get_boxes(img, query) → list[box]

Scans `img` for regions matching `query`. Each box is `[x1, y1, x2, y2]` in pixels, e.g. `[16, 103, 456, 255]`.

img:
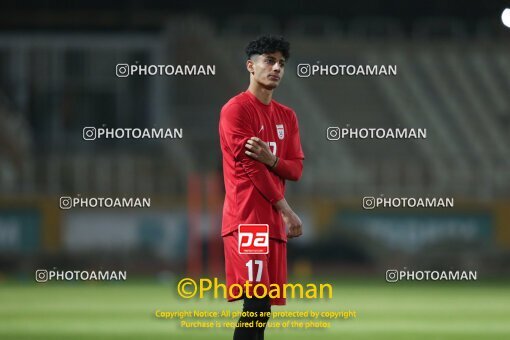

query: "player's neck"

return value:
[247, 84, 273, 105]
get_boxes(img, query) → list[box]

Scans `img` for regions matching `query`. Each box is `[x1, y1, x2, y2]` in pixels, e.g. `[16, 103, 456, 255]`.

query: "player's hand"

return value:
[281, 209, 303, 239]
[245, 137, 276, 167]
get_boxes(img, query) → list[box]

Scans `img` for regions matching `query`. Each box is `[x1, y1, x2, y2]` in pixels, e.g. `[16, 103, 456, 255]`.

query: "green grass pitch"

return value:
[0, 280, 509, 339]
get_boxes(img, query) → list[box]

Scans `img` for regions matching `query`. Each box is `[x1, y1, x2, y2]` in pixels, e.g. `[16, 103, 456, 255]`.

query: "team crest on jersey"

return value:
[276, 124, 284, 140]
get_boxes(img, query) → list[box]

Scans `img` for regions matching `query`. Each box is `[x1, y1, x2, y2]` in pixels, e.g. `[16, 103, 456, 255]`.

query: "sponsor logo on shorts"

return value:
[238, 224, 269, 254]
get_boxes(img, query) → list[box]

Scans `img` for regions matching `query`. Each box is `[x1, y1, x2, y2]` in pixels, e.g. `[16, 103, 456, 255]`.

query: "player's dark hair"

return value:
[245, 35, 290, 60]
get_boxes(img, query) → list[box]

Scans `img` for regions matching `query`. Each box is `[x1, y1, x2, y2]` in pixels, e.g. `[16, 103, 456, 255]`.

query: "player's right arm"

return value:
[220, 103, 283, 204]
[245, 137, 303, 181]
[245, 110, 304, 181]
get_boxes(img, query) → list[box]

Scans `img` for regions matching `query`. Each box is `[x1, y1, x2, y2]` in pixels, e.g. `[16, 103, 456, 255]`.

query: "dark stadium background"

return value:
[0, 1, 509, 339]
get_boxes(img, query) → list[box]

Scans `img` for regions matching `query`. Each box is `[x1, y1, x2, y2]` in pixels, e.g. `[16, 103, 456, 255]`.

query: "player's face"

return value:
[248, 52, 286, 90]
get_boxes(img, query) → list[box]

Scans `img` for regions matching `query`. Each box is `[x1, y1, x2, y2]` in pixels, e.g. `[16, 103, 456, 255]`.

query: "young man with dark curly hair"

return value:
[219, 35, 305, 340]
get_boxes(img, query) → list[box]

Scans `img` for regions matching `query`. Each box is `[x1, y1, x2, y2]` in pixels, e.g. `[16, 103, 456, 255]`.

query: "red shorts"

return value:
[223, 230, 287, 306]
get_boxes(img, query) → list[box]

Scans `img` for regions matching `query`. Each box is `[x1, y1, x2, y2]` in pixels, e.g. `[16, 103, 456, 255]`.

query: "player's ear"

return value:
[246, 59, 255, 75]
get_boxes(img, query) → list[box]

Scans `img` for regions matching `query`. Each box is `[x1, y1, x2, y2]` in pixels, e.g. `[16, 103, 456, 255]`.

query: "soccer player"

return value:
[219, 35, 304, 340]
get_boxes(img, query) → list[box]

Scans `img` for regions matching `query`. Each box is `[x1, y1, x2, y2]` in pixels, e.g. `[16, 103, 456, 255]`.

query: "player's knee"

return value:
[243, 296, 271, 314]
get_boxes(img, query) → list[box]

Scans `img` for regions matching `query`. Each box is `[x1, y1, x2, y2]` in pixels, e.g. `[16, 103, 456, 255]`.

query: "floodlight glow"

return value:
[502, 8, 510, 28]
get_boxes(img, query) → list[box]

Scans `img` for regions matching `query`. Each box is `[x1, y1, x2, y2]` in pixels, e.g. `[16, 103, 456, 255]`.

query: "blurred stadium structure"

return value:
[1, 4, 510, 280]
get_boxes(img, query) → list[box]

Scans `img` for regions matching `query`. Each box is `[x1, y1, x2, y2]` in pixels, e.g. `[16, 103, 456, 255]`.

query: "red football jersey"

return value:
[219, 90, 304, 241]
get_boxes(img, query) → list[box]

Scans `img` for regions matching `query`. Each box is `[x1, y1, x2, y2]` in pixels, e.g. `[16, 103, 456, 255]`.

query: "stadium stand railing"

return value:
[0, 17, 509, 199]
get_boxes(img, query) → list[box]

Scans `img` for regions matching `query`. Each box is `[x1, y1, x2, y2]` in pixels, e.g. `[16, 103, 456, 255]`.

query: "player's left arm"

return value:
[245, 111, 305, 181]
